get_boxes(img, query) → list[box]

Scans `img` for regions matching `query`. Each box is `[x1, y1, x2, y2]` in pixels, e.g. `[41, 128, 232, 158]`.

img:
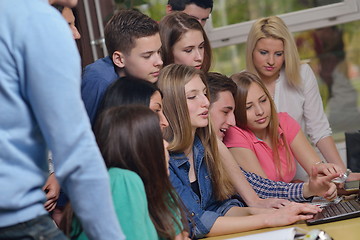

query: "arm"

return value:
[206, 202, 321, 237]
[168, 162, 221, 238]
[228, 147, 268, 178]
[242, 169, 307, 202]
[217, 139, 290, 208]
[291, 130, 343, 176]
[300, 65, 349, 174]
[317, 136, 346, 170]
[26, 14, 124, 240]
[301, 64, 333, 146]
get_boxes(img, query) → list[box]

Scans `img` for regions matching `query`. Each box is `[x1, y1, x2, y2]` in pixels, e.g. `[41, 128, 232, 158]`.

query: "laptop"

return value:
[306, 184, 360, 225]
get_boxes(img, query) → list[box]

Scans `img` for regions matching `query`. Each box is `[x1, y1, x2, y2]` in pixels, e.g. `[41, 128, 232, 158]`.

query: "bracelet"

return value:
[315, 161, 323, 165]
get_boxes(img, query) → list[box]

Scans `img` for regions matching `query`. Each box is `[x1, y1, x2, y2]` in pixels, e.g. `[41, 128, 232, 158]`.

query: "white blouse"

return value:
[273, 64, 332, 145]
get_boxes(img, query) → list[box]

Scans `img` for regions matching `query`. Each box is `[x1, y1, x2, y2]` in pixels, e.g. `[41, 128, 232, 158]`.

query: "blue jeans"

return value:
[0, 214, 67, 240]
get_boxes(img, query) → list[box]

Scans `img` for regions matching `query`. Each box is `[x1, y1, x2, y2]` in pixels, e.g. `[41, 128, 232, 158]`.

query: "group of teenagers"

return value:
[50, 1, 360, 239]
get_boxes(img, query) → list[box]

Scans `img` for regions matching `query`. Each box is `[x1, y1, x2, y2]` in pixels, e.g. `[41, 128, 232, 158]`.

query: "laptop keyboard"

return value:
[320, 200, 360, 218]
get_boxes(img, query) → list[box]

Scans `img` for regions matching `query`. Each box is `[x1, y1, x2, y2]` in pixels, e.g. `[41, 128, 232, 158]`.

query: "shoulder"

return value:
[10, 1, 75, 52]
[278, 112, 298, 125]
[108, 168, 143, 187]
[299, 64, 315, 78]
[84, 57, 114, 70]
[82, 57, 117, 82]
[225, 126, 253, 141]
[278, 112, 300, 136]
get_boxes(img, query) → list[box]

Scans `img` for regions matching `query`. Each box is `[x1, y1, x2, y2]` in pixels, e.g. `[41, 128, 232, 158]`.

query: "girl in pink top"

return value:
[224, 71, 342, 182]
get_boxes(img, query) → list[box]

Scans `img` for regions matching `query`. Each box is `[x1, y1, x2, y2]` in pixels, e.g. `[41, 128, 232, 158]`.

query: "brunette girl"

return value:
[159, 12, 212, 72]
[224, 71, 342, 183]
[62, 106, 188, 240]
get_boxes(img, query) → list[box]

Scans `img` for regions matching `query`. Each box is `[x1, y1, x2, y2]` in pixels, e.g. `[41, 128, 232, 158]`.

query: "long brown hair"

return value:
[230, 71, 294, 181]
[159, 12, 212, 72]
[157, 64, 234, 200]
[62, 106, 187, 239]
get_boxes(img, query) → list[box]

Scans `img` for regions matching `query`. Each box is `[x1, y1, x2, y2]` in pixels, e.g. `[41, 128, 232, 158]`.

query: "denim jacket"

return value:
[169, 136, 243, 238]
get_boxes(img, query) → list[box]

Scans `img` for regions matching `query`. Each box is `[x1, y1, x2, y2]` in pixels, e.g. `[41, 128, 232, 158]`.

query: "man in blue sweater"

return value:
[0, 0, 125, 239]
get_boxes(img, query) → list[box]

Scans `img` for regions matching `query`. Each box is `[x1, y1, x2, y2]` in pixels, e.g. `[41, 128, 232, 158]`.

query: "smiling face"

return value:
[121, 33, 163, 83]
[245, 82, 271, 137]
[185, 75, 209, 131]
[209, 91, 236, 141]
[149, 91, 169, 131]
[173, 30, 204, 70]
[252, 37, 285, 82]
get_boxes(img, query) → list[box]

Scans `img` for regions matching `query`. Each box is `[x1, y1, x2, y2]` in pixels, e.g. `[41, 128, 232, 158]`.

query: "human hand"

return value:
[249, 198, 291, 209]
[265, 202, 321, 227]
[315, 162, 343, 177]
[42, 173, 60, 212]
[305, 166, 339, 200]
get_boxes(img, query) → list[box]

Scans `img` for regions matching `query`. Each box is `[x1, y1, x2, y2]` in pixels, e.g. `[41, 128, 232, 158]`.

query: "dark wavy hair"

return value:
[61, 106, 188, 239]
[95, 76, 162, 123]
[95, 106, 187, 238]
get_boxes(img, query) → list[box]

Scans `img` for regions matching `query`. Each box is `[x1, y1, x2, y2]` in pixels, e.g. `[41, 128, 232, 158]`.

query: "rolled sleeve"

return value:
[242, 168, 308, 202]
[194, 210, 220, 238]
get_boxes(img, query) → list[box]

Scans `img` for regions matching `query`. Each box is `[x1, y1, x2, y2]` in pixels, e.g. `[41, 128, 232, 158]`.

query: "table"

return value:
[205, 217, 360, 240]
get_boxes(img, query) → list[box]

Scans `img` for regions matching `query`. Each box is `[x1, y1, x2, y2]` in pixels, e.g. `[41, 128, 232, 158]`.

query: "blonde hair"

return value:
[230, 71, 294, 181]
[246, 16, 302, 87]
[157, 64, 234, 200]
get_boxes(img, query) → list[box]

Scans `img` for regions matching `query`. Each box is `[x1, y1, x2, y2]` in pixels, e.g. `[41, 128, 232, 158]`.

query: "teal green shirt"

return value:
[74, 168, 158, 240]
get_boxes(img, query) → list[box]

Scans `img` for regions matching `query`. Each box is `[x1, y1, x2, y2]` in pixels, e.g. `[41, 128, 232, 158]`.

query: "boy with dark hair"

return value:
[166, 0, 213, 26]
[81, 10, 163, 124]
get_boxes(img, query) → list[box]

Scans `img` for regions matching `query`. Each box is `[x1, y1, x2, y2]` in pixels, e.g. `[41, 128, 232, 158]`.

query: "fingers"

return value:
[324, 183, 338, 200]
[288, 202, 321, 214]
[296, 214, 316, 221]
[301, 203, 322, 214]
[318, 163, 344, 176]
[322, 171, 340, 182]
[44, 199, 57, 212]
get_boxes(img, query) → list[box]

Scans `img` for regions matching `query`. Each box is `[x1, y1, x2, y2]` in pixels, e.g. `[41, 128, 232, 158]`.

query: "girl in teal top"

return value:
[62, 106, 189, 240]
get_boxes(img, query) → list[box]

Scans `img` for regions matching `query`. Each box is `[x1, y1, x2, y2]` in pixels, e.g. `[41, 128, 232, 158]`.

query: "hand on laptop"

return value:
[303, 166, 340, 201]
[265, 202, 322, 227]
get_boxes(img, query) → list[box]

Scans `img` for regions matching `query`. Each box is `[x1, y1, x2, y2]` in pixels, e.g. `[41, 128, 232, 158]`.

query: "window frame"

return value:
[205, 0, 360, 48]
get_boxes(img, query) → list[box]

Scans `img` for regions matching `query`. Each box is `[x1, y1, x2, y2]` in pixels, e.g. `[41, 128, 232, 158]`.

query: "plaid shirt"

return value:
[242, 168, 310, 202]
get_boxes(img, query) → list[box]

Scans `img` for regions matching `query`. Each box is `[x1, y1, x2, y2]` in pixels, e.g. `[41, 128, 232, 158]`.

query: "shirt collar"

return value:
[170, 135, 205, 167]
